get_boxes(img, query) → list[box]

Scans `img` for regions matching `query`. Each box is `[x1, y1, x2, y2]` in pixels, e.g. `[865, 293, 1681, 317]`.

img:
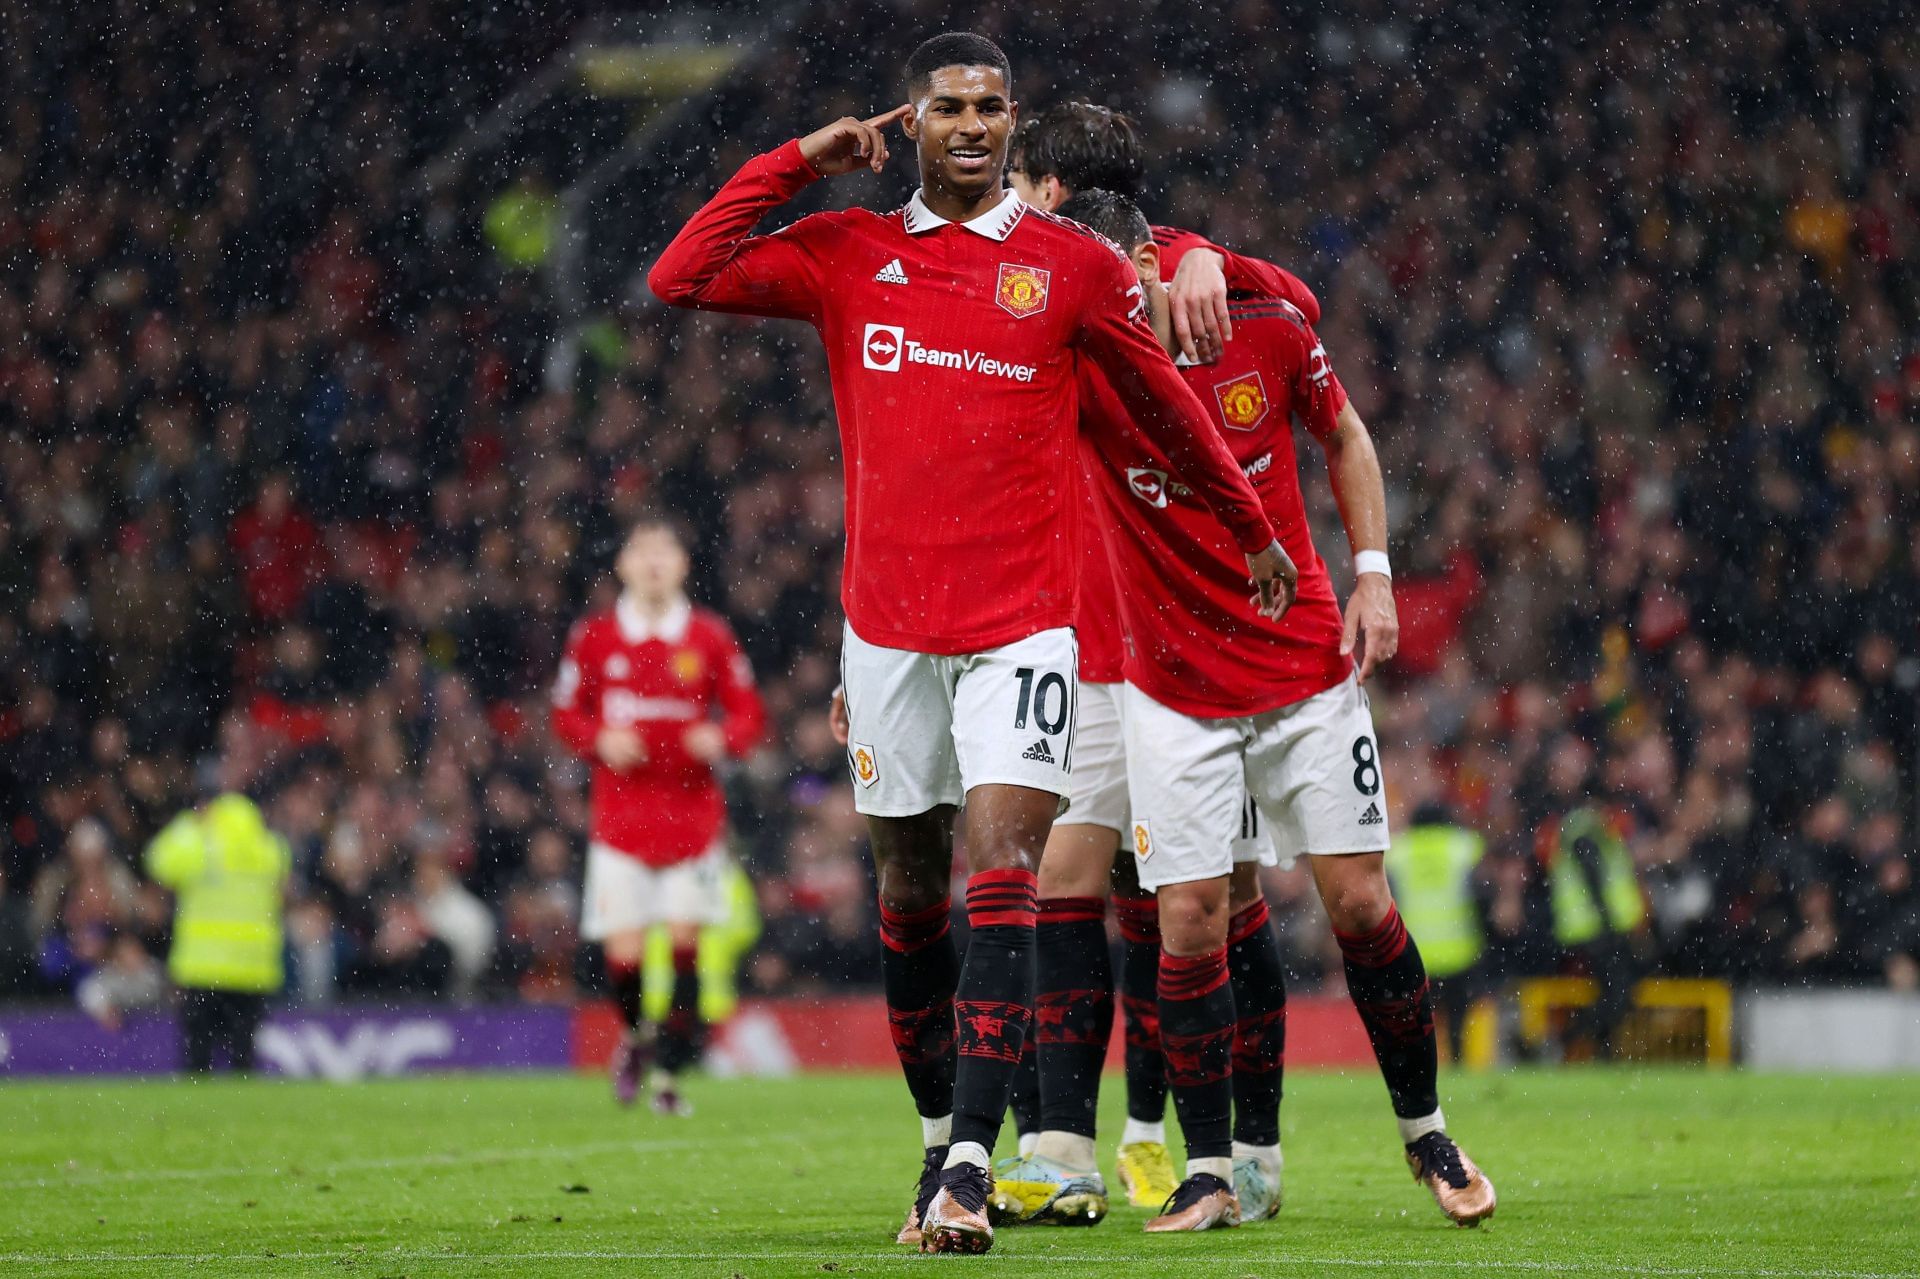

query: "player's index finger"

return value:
[866, 104, 911, 128]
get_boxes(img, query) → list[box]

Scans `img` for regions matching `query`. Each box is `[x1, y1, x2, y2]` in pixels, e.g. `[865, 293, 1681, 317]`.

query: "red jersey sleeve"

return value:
[707, 619, 768, 758]
[647, 139, 831, 322]
[1152, 226, 1322, 325]
[550, 622, 602, 758]
[1294, 321, 1345, 442]
[1071, 245, 1276, 556]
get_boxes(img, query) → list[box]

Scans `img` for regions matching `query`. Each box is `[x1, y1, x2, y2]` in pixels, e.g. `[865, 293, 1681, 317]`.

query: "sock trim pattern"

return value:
[966, 868, 1039, 930]
[1111, 892, 1160, 944]
[1332, 903, 1410, 968]
[878, 896, 953, 953]
[1038, 895, 1105, 924]
[1159, 947, 1231, 1001]
[1227, 897, 1272, 947]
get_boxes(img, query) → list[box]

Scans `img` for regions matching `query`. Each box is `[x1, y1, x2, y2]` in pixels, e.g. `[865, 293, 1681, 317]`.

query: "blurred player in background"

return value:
[988, 101, 1325, 1228]
[649, 31, 1291, 1253]
[551, 517, 767, 1116]
[1068, 188, 1495, 1229]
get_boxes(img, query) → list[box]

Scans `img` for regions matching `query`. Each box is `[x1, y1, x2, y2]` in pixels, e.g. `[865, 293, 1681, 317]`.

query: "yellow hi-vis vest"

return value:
[643, 858, 762, 1024]
[145, 795, 290, 993]
[1387, 824, 1486, 979]
[1549, 807, 1645, 947]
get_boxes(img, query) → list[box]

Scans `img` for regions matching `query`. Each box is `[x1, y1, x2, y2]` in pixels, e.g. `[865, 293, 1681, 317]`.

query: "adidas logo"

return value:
[1021, 739, 1056, 764]
[874, 257, 909, 284]
[1358, 802, 1384, 826]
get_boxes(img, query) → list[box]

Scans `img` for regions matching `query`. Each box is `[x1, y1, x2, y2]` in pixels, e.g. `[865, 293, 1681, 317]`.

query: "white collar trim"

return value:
[903, 187, 1026, 240]
[616, 594, 692, 645]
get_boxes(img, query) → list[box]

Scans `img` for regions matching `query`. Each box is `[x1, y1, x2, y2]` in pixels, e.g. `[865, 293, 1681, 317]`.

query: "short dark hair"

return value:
[1010, 102, 1143, 198]
[904, 32, 1012, 100]
[1057, 188, 1152, 253]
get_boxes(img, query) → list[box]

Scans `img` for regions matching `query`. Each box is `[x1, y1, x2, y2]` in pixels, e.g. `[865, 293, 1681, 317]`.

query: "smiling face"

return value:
[904, 64, 1016, 207]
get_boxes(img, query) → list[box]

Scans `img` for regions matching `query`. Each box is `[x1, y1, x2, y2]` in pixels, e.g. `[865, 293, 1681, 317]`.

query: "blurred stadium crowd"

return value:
[2, 1, 1917, 1019]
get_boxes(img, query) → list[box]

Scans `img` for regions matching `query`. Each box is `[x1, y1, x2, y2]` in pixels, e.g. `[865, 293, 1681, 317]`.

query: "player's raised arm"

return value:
[1072, 248, 1295, 619]
[646, 107, 907, 319]
[1155, 227, 1322, 363]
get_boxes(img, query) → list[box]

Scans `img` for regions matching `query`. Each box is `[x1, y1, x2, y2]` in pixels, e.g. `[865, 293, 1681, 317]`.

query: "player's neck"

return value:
[620, 591, 683, 621]
[917, 173, 1005, 225]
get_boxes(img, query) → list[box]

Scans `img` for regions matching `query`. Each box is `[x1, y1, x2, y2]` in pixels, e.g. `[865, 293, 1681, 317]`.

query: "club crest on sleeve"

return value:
[1132, 820, 1153, 861]
[1213, 371, 1269, 431]
[850, 741, 879, 788]
[995, 263, 1050, 319]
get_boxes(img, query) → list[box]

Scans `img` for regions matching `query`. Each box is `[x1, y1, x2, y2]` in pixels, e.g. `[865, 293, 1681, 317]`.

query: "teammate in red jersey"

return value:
[1066, 189, 1496, 1230]
[648, 32, 1292, 1255]
[981, 101, 1307, 1227]
[551, 518, 766, 1116]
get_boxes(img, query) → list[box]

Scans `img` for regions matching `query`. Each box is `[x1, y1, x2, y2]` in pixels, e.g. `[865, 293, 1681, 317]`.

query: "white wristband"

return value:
[1353, 550, 1392, 580]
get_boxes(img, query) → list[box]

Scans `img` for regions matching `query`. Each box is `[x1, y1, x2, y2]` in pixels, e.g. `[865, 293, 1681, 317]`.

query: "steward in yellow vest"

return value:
[1387, 805, 1489, 1061]
[145, 793, 290, 1072]
[1539, 802, 1647, 1058]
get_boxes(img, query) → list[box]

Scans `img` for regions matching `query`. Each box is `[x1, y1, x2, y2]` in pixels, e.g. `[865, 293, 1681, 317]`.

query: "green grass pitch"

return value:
[2, 1068, 1915, 1278]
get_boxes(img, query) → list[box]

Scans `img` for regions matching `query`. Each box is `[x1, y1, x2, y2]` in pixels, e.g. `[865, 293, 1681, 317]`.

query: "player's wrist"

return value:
[1353, 549, 1392, 581]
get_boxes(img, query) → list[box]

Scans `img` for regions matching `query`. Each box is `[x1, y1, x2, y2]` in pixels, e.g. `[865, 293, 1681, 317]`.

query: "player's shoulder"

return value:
[686, 604, 743, 645]
[771, 205, 881, 243]
[1228, 294, 1316, 336]
[1021, 206, 1130, 265]
[566, 608, 618, 650]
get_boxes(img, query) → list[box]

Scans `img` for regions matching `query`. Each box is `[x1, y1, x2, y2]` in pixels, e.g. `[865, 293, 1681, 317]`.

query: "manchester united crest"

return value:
[995, 262, 1051, 319]
[671, 649, 705, 684]
[850, 741, 879, 788]
[1132, 820, 1154, 860]
[1213, 371, 1269, 431]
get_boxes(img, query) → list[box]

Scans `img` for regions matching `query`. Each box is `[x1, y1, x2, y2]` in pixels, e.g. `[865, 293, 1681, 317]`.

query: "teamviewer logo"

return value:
[863, 323, 904, 372]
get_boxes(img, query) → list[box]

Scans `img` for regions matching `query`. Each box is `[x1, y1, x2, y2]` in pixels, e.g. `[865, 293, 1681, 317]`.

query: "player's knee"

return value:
[1227, 863, 1264, 910]
[1157, 879, 1230, 955]
[1321, 876, 1393, 935]
[603, 931, 646, 967]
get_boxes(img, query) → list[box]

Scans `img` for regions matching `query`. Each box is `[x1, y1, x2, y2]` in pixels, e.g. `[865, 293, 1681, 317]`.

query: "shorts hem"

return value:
[962, 774, 1072, 801]
[1300, 842, 1392, 857]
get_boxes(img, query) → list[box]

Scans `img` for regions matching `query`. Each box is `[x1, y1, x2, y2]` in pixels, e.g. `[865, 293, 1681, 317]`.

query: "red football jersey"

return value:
[649, 141, 1275, 656]
[1081, 295, 1354, 717]
[1072, 229, 1319, 687]
[550, 598, 767, 867]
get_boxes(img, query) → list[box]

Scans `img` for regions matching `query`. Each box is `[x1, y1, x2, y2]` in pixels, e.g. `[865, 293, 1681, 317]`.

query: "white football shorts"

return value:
[1064, 677, 1276, 869]
[581, 839, 731, 938]
[1123, 672, 1389, 890]
[841, 622, 1078, 817]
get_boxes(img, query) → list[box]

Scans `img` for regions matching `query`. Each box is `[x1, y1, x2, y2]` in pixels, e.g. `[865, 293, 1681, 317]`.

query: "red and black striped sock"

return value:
[949, 868, 1038, 1152]
[1158, 945, 1235, 1161]
[1334, 904, 1439, 1121]
[1227, 898, 1287, 1147]
[1112, 891, 1167, 1124]
[656, 944, 704, 1073]
[607, 957, 643, 1032]
[879, 895, 960, 1124]
[1035, 896, 1113, 1140]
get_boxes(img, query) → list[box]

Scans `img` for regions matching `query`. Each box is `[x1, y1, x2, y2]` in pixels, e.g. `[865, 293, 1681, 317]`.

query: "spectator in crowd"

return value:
[76, 932, 167, 1031]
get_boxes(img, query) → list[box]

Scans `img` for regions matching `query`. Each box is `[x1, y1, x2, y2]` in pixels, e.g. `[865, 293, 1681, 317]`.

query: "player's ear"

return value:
[902, 104, 919, 142]
[1134, 241, 1162, 287]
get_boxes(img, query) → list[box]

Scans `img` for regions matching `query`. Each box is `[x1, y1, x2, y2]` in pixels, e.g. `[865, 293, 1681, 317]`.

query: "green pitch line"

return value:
[1, 1068, 1915, 1278]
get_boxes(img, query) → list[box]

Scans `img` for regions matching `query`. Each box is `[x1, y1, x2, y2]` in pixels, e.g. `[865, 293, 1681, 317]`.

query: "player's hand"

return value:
[1169, 248, 1232, 364]
[1246, 540, 1298, 621]
[683, 721, 727, 765]
[829, 686, 850, 747]
[798, 105, 910, 177]
[1342, 572, 1399, 682]
[595, 725, 646, 772]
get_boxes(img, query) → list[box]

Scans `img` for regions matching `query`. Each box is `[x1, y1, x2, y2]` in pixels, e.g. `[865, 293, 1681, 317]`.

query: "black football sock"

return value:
[1112, 891, 1168, 1126]
[656, 944, 704, 1074]
[1334, 903, 1441, 1122]
[1009, 1036, 1040, 1142]
[1227, 898, 1287, 1148]
[879, 895, 961, 1130]
[1158, 945, 1235, 1163]
[1035, 896, 1113, 1141]
[948, 868, 1037, 1155]
[608, 957, 643, 1033]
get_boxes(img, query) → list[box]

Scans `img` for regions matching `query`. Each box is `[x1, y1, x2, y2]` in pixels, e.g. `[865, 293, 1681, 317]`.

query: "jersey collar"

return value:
[616, 594, 691, 645]
[902, 187, 1026, 240]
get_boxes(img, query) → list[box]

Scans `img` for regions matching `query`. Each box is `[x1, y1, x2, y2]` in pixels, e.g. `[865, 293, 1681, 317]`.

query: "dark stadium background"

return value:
[1, 0, 1915, 1039]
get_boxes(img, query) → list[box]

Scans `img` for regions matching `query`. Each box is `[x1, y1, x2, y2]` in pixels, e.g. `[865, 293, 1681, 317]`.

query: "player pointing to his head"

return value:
[649, 32, 1293, 1255]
